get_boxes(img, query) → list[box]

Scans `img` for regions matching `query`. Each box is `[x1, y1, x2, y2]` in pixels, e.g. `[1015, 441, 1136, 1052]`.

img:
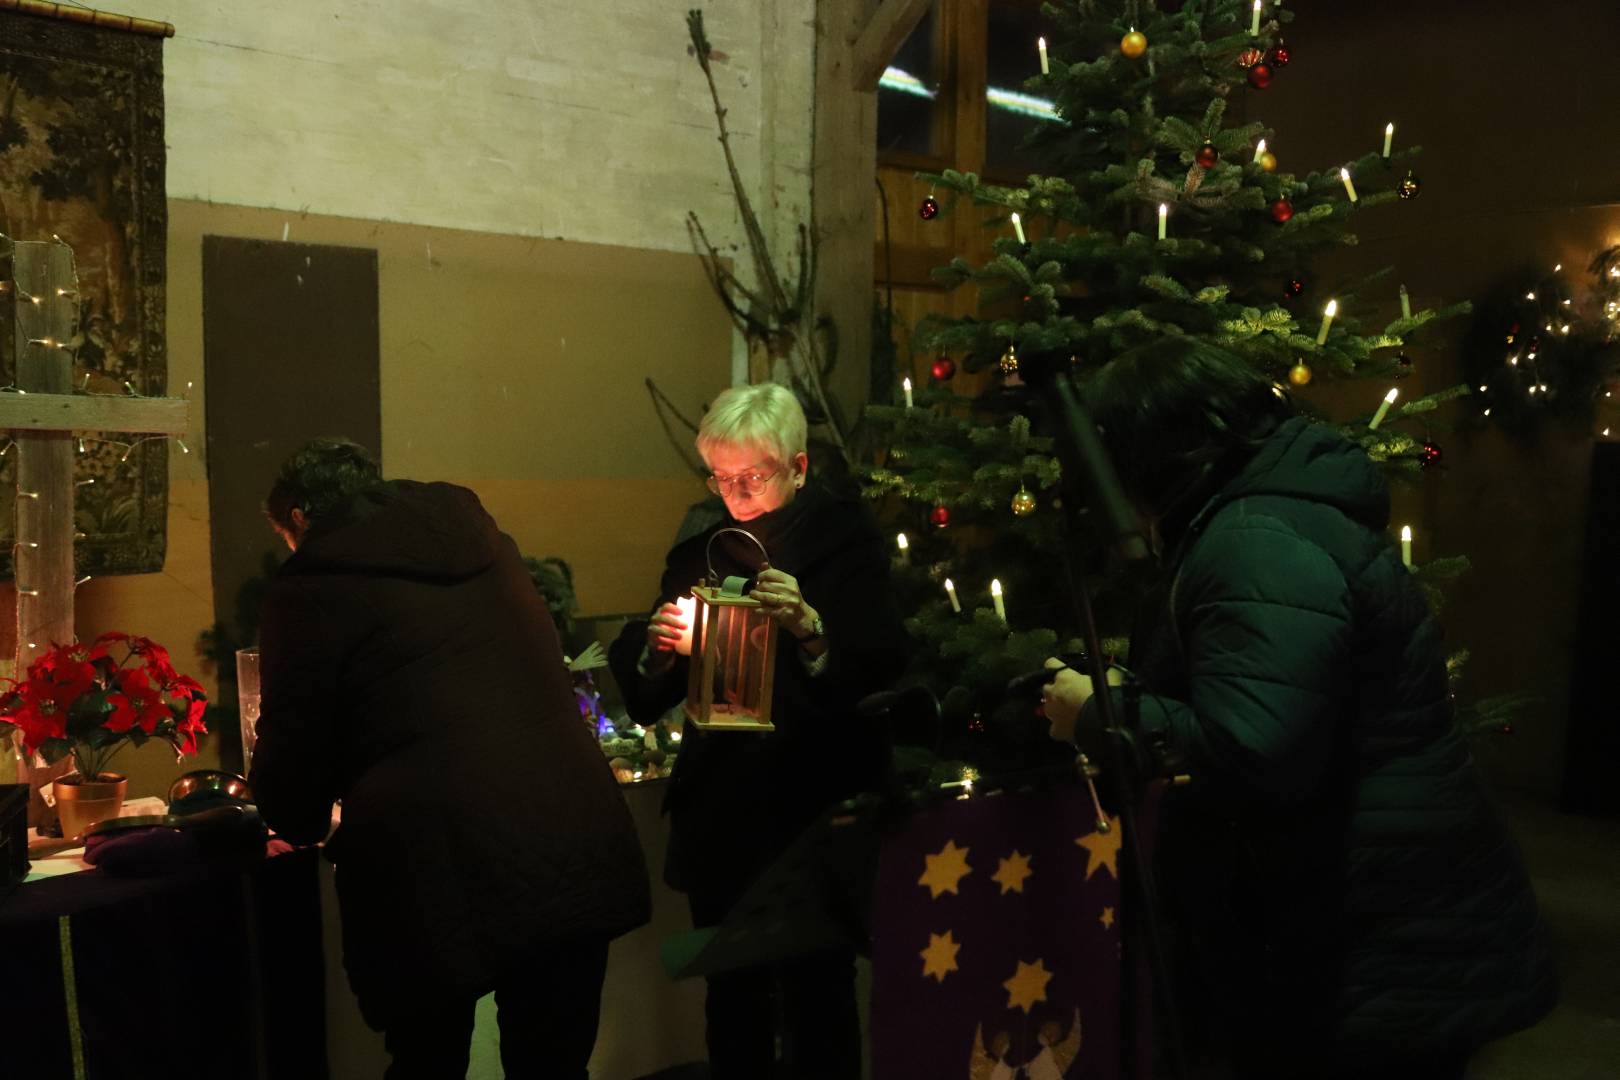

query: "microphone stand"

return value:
[1029, 358, 1189, 1080]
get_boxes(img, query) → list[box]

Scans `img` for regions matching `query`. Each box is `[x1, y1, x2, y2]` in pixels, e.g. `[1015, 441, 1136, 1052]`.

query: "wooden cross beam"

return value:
[3, 237, 188, 819]
[850, 0, 934, 92]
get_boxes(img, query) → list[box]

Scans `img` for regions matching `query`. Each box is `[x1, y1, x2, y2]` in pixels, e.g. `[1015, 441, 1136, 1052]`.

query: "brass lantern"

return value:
[683, 529, 778, 733]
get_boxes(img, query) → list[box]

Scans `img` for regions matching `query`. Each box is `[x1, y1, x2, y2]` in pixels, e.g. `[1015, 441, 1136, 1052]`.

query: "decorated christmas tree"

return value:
[859, 0, 1521, 756]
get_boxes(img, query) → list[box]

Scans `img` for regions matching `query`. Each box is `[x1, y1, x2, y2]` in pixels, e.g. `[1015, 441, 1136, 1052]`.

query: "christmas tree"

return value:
[860, 0, 1515, 761]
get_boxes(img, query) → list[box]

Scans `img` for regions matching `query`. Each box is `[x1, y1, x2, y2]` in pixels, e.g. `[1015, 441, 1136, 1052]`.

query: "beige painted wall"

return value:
[72, 198, 732, 800]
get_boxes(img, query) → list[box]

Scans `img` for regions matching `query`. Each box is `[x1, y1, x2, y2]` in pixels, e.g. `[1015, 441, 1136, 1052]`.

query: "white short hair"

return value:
[696, 383, 808, 465]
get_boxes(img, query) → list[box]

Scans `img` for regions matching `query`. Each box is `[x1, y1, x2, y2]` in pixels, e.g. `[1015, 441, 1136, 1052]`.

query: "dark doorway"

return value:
[202, 236, 380, 770]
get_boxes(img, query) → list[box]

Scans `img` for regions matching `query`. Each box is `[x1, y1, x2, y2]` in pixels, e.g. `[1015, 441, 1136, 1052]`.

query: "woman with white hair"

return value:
[610, 381, 905, 1080]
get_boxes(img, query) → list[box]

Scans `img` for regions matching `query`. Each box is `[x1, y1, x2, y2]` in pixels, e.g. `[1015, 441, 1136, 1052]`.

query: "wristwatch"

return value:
[797, 615, 825, 643]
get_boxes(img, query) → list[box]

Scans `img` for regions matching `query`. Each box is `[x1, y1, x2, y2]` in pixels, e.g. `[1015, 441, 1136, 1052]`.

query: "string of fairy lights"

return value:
[3, 232, 192, 656]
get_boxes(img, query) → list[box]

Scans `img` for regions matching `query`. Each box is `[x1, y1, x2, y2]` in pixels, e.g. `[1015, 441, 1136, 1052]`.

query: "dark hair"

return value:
[264, 438, 381, 529]
[1084, 337, 1294, 514]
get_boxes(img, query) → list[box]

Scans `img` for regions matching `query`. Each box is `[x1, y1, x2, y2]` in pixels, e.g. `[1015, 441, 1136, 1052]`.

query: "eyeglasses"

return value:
[706, 465, 784, 497]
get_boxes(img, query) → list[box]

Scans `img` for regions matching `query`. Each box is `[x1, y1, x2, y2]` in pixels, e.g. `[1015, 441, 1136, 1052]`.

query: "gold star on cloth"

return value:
[1002, 958, 1054, 1014]
[918, 839, 973, 899]
[919, 931, 961, 983]
[1100, 906, 1116, 929]
[991, 850, 1033, 895]
[1075, 814, 1123, 880]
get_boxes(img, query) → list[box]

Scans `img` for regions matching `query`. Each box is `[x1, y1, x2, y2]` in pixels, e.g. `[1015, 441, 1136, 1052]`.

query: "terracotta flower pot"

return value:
[53, 772, 129, 839]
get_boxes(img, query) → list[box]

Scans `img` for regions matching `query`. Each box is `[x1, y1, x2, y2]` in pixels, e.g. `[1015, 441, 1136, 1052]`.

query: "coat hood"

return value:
[1190, 415, 1392, 536]
[284, 480, 504, 582]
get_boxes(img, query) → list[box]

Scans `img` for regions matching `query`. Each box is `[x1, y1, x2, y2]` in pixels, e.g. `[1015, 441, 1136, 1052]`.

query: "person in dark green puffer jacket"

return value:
[1041, 338, 1556, 1079]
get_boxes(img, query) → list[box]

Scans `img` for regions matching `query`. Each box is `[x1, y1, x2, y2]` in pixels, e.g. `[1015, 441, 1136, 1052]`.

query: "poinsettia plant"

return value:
[0, 632, 209, 781]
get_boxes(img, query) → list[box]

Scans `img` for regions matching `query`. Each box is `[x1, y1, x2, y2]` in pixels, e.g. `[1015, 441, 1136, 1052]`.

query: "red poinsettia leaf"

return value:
[185, 696, 209, 731]
[171, 674, 206, 698]
[138, 694, 169, 735]
[104, 693, 139, 734]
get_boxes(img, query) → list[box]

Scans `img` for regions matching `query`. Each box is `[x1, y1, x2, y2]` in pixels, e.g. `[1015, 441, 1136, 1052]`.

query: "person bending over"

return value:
[252, 438, 650, 1079]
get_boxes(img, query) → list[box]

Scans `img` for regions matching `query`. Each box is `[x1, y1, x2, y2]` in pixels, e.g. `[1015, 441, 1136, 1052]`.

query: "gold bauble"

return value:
[999, 345, 1020, 375]
[1011, 488, 1038, 517]
[1288, 362, 1313, 387]
[1257, 151, 1278, 173]
[1120, 30, 1148, 59]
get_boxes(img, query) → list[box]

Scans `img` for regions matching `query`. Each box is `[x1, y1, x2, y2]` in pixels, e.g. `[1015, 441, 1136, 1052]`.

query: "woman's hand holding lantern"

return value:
[751, 569, 823, 646]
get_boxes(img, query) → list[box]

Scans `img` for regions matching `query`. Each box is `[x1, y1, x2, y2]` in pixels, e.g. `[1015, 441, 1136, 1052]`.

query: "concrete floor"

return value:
[1468, 797, 1620, 1080]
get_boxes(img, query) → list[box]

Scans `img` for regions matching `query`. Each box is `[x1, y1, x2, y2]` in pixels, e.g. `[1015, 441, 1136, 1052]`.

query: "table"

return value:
[0, 843, 327, 1080]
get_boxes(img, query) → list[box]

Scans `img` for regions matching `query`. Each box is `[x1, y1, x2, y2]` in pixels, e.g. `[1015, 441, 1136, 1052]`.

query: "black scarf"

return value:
[703, 481, 835, 582]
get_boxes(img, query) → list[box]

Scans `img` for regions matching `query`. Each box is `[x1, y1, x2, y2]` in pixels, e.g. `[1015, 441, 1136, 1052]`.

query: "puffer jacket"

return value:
[1095, 416, 1555, 1072]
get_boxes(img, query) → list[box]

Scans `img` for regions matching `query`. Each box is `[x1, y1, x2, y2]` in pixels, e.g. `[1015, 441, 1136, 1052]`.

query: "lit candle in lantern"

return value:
[1011, 212, 1026, 245]
[1157, 203, 1168, 240]
[1383, 122, 1395, 159]
[1340, 167, 1358, 203]
[1251, 0, 1262, 35]
[1399, 283, 1411, 320]
[991, 578, 1006, 623]
[1037, 36, 1049, 75]
[944, 577, 961, 613]
[1400, 525, 1413, 568]
[896, 532, 911, 564]
[902, 376, 914, 408]
[673, 594, 698, 656]
[1316, 299, 1338, 346]
[1253, 137, 1267, 164]
[1368, 387, 1399, 430]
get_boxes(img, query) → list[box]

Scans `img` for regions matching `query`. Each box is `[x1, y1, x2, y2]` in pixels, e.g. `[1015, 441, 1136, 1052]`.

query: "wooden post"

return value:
[814, 0, 932, 428]
[1, 238, 189, 825]
[11, 239, 77, 670]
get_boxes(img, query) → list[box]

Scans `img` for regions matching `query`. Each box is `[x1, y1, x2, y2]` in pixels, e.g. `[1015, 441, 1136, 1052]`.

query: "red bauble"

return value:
[930, 356, 957, 382]
[1247, 62, 1274, 89]
[929, 505, 951, 528]
[919, 195, 940, 220]
[1195, 142, 1219, 169]
[1268, 42, 1291, 67]
[1285, 277, 1306, 298]
[1270, 198, 1294, 223]
[1419, 441, 1443, 469]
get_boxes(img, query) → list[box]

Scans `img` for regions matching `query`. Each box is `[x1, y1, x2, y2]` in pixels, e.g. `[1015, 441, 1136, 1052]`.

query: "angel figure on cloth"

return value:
[1024, 1008, 1082, 1080]
[969, 1024, 1019, 1080]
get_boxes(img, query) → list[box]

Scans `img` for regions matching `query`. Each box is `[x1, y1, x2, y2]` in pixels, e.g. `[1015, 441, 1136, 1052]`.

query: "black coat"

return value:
[1094, 418, 1555, 1069]
[608, 483, 906, 904]
[250, 481, 650, 1029]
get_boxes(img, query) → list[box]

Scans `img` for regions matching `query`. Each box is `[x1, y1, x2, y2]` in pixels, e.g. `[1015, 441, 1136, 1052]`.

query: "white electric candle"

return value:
[1340, 167, 1358, 203]
[1253, 138, 1267, 163]
[1251, 0, 1262, 35]
[1400, 525, 1413, 568]
[1316, 300, 1338, 346]
[902, 376, 913, 408]
[1399, 284, 1411, 320]
[1368, 387, 1399, 430]
[1011, 212, 1026, 245]
[944, 577, 961, 613]
[990, 579, 1006, 623]
[1038, 36, 1049, 75]
[1158, 203, 1168, 240]
[896, 532, 910, 563]
[1383, 122, 1395, 159]
[673, 594, 698, 656]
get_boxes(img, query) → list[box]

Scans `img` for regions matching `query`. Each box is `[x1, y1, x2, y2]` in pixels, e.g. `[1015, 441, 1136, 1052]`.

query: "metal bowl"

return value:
[167, 769, 253, 809]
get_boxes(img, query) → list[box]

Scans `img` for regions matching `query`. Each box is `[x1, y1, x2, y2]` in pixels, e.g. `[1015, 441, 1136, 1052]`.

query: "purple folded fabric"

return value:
[83, 827, 203, 875]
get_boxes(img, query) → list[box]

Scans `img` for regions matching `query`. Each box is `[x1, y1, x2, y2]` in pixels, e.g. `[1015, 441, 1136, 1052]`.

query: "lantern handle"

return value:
[705, 527, 772, 585]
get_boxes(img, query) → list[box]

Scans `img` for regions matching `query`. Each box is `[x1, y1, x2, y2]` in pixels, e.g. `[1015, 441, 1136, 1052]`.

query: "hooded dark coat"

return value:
[250, 480, 650, 1030]
[1096, 417, 1556, 1071]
